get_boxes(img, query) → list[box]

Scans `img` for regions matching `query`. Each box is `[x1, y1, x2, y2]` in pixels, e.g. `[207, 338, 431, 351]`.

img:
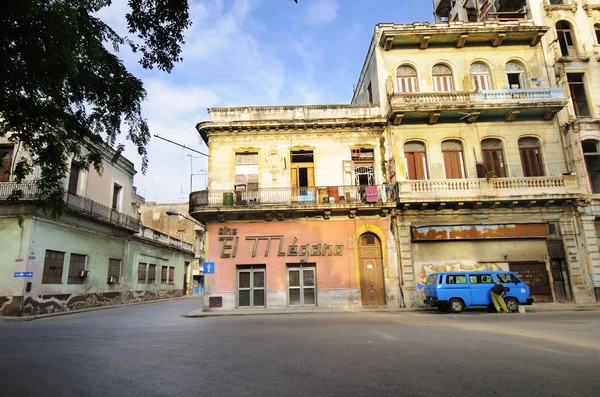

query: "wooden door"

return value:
[443, 150, 464, 179]
[520, 148, 544, 177]
[482, 148, 506, 177]
[406, 151, 427, 180]
[291, 165, 314, 201]
[358, 233, 386, 306]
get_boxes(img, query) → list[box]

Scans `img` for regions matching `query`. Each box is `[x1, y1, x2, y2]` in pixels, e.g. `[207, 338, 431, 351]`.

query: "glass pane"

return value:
[303, 270, 315, 287]
[239, 272, 250, 289]
[253, 271, 265, 288]
[289, 270, 300, 287]
[253, 290, 265, 307]
[289, 288, 301, 305]
[239, 290, 250, 307]
[303, 288, 315, 305]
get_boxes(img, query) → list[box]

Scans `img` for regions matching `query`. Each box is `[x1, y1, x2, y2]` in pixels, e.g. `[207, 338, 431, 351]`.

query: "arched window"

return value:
[469, 63, 492, 91]
[396, 65, 418, 93]
[404, 141, 428, 180]
[505, 62, 527, 89]
[481, 139, 506, 177]
[556, 21, 576, 57]
[595, 24, 600, 44]
[442, 140, 465, 179]
[518, 137, 544, 177]
[583, 139, 600, 193]
[432, 64, 454, 92]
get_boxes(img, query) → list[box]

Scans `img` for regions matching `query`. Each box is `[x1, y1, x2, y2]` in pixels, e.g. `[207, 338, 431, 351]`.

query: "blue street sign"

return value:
[14, 272, 33, 278]
[203, 262, 215, 274]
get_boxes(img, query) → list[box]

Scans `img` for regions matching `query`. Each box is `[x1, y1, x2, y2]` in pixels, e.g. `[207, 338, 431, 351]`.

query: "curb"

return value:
[0, 295, 202, 322]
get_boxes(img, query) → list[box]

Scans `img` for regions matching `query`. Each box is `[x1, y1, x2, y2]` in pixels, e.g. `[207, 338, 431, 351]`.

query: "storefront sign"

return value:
[218, 228, 344, 260]
[412, 223, 548, 241]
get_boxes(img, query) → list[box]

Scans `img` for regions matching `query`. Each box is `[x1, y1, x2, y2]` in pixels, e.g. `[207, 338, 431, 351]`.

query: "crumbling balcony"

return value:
[389, 88, 567, 125]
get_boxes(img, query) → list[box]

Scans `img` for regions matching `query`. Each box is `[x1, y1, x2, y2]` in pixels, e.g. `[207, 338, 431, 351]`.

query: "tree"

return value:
[0, 0, 191, 216]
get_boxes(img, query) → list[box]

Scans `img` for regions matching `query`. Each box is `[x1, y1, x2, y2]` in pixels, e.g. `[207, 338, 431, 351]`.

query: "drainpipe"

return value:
[391, 209, 405, 308]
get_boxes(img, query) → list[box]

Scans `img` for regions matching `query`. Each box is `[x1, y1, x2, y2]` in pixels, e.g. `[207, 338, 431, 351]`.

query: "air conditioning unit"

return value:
[107, 275, 116, 284]
[79, 270, 90, 278]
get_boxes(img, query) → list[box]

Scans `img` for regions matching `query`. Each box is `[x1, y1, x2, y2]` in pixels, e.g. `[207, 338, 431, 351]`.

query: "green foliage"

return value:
[0, 0, 191, 217]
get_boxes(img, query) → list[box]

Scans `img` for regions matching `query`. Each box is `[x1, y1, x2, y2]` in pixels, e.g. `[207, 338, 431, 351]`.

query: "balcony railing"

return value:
[190, 185, 398, 209]
[391, 88, 566, 107]
[0, 180, 140, 232]
[398, 176, 579, 201]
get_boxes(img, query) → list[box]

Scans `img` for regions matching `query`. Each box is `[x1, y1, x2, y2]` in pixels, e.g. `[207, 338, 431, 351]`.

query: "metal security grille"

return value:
[43, 250, 64, 284]
[67, 254, 86, 284]
[363, 234, 375, 245]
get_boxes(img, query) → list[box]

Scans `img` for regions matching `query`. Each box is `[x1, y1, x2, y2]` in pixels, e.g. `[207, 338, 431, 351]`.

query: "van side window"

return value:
[426, 274, 437, 285]
[469, 274, 494, 284]
[446, 275, 467, 284]
[497, 274, 519, 284]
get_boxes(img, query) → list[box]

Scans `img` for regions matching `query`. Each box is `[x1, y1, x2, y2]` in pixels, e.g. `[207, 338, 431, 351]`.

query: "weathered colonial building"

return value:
[190, 11, 600, 311]
[433, 0, 600, 302]
[0, 136, 194, 316]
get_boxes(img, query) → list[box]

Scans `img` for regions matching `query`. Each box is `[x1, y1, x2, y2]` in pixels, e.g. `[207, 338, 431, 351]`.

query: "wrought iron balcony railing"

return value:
[190, 184, 398, 209]
[0, 180, 140, 232]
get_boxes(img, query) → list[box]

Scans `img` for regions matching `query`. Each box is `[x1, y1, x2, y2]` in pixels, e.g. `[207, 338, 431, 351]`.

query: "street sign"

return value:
[14, 272, 33, 278]
[203, 262, 215, 274]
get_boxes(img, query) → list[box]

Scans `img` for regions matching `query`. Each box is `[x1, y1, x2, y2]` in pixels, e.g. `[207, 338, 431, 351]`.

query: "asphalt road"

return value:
[0, 299, 599, 397]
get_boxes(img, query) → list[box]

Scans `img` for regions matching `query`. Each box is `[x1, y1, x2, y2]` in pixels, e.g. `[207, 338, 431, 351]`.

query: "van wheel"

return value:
[505, 298, 519, 313]
[449, 298, 464, 313]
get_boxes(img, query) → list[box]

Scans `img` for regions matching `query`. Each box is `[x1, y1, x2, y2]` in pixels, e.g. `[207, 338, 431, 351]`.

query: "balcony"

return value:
[397, 175, 581, 210]
[136, 225, 194, 252]
[389, 89, 568, 124]
[189, 184, 397, 222]
[0, 181, 140, 232]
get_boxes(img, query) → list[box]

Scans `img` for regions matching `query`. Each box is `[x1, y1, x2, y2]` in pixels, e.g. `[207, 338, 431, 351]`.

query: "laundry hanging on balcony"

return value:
[365, 185, 378, 203]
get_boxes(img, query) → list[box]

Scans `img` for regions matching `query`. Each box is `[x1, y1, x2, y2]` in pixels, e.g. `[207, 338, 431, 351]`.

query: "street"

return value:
[0, 299, 599, 397]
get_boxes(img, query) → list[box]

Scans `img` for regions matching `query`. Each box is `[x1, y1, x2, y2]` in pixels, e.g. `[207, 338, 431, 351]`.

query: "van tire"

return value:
[505, 297, 519, 313]
[449, 298, 464, 313]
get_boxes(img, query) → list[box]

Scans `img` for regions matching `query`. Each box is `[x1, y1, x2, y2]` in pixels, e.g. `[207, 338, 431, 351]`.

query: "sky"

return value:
[97, 0, 433, 204]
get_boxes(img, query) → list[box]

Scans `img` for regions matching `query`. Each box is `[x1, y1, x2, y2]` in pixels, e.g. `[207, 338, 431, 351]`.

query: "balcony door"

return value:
[0, 145, 13, 182]
[519, 137, 544, 177]
[291, 150, 314, 202]
[432, 64, 454, 92]
[442, 140, 465, 179]
[396, 65, 418, 93]
[481, 139, 506, 177]
[469, 63, 492, 91]
[404, 141, 428, 180]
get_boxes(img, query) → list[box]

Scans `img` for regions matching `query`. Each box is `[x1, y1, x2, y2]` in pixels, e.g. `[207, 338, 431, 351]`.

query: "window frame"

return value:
[67, 253, 87, 284]
[108, 258, 122, 284]
[404, 141, 429, 180]
[168, 266, 175, 285]
[138, 262, 147, 284]
[148, 264, 156, 284]
[432, 64, 454, 92]
[396, 65, 419, 93]
[287, 263, 317, 307]
[42, 250, 65, 284]
[237, 265, 266, 308]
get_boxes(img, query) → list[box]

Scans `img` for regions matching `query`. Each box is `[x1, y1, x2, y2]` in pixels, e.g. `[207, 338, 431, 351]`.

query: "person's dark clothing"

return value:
[491, 283, 506, 295]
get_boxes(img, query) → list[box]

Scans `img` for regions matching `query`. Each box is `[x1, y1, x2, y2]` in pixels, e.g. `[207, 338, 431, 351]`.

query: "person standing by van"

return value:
[491, 281, 509, 313]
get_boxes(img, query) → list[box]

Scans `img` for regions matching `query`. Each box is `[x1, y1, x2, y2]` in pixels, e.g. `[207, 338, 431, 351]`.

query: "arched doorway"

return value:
[358, 233, 386, 306]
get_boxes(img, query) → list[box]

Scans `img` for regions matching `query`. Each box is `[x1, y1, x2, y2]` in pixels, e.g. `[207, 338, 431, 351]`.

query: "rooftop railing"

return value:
[391, 88, 566, 106]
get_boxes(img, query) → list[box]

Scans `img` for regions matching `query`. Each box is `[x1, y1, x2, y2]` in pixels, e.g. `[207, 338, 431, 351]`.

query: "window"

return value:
[67, 254, 86, 284]
[0, 145, 14, 182]
[42, 250, 65, 284]
[291, 150, 314, 199]
[148, 264, 156, 284]
[367, 81, 373, 103]
[288, 264, 317, 306]
[481, 139, 506, 177]
[595, 24, 600, 44]
[352, 148, 375, 186]
[396, 65, 418, 93]
[235, 152, 258, 189]
[432, 64, 454, 92]
[442, 140, 465, 179]
[425, 274, 437, 285]
[505, 62, 526, 89]
[469, 274, 494, 284]
[567, 73, 590, 117]
[549, 0, 566, 4]
[108, 258, 121, 283]
[138, 263, 147, 284]
[469, 63, 492, 91]
[169, 266, 175, 285]
[519, 137, 544, 177]
[161, 266, 168, 284]
[67, 160, 81, 196]
[583, 140, 600, 194]
[404, 141, 428, 180]
[497, 274, 519, 284]
[237, 265, 265, 308]
[556, 21, 576, 57]
[446, 275, 467, 284]
[112, 184, 122, 211]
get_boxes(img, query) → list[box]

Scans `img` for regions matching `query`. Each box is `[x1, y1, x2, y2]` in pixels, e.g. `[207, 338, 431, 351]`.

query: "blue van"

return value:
[423, 271, 533, 313]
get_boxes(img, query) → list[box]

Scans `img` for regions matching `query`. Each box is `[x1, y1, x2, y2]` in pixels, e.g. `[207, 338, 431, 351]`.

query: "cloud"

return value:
[305, 0, 338, 24]
[143, 81, 219, 121]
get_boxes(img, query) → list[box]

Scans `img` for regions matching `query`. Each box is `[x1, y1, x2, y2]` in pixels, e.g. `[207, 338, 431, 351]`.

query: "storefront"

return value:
[202, 219, 401, 310]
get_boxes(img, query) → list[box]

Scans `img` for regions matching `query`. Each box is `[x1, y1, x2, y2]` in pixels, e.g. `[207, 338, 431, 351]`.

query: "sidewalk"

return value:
[182, 302, 600, 318]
